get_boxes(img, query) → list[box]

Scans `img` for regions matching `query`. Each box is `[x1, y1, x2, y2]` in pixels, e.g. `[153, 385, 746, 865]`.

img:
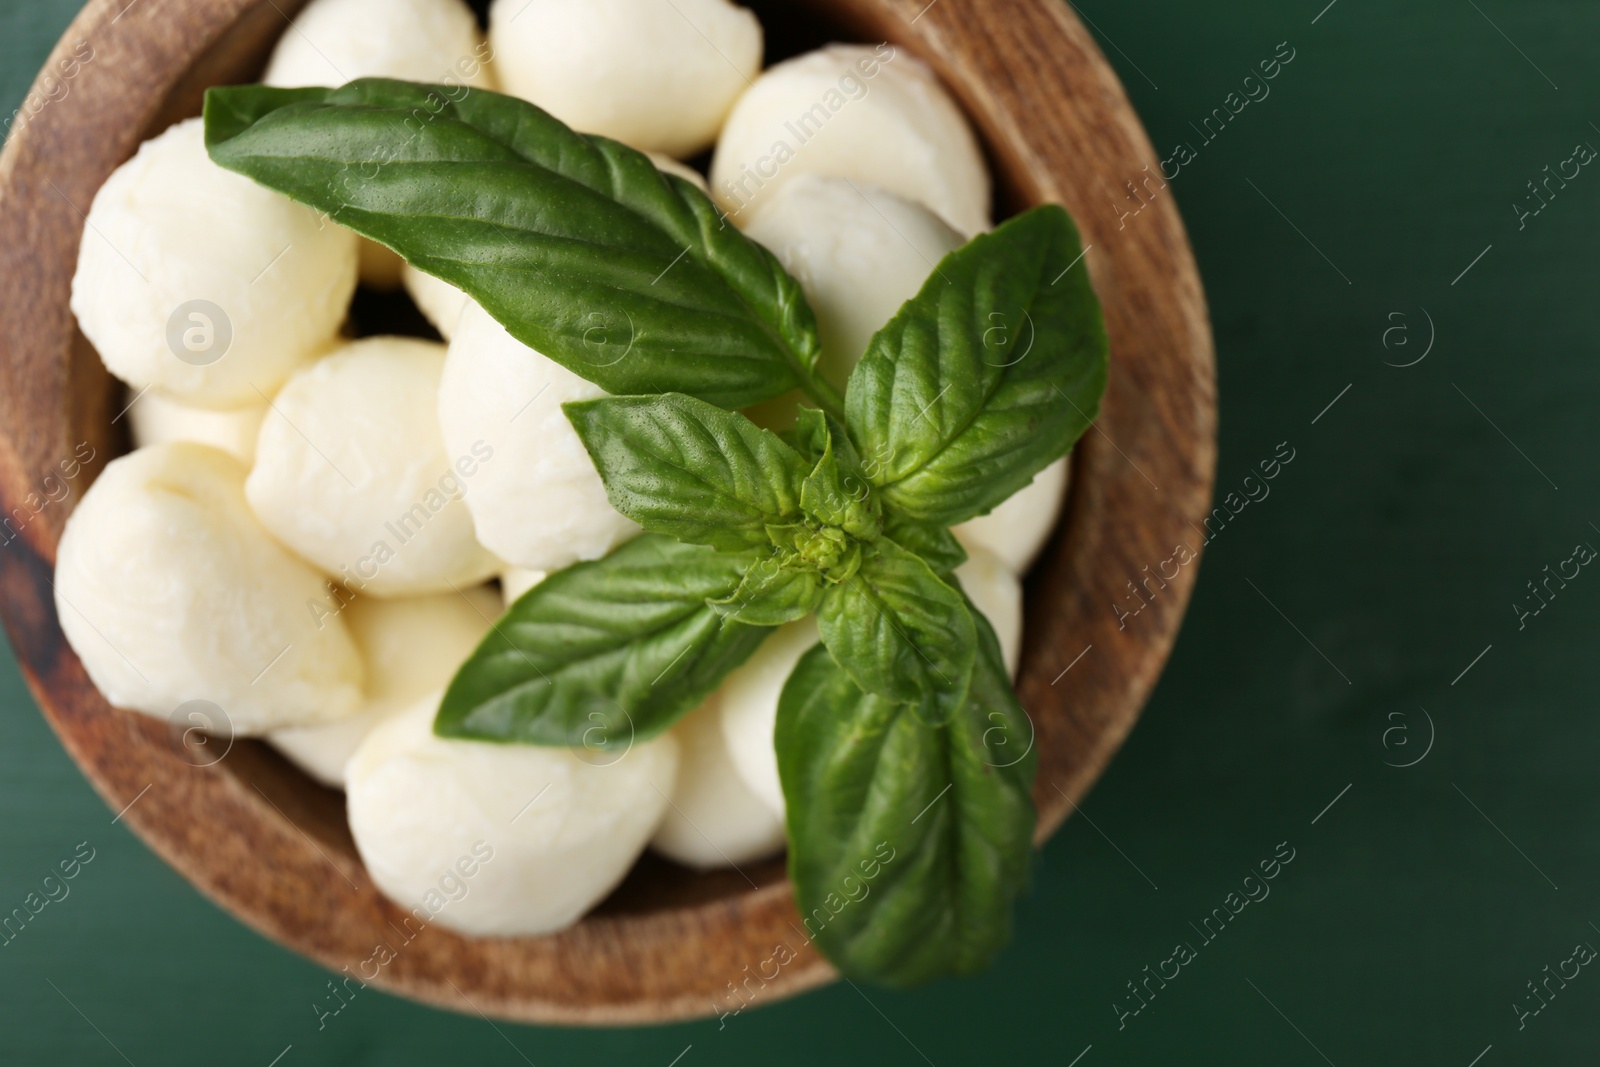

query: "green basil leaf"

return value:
[709, 555, 824, 626]
[564, 393, 810, 551]
[844, 205, 1108, 525]
[881, 512, 968, 574]
[791, 405, 831, 461]
[816, 539, 975, 725]
[436, 535, 770, 746]
[777, 612, 1035, 987]
[797, 409, 881, 540]
[204, 85, 328, 143]
[203, 80, 822, 408]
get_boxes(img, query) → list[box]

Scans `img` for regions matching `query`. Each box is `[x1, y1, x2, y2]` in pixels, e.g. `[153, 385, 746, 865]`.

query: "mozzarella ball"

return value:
[54, 443, 363, 733]
[246, 336, 500, 597]
[954, 544, 1023, 679]
[439, 302, 638, 571]
[269, 585, 499, 787]
[953, 456, 1069, 573]
[744, 175, 962, 390]
[718, 617, 818, 819]
[263, 0, 493, 90]
[402, 265, 471, 341]
[488, 0, 760, 159]
[711, 44, 991, 235]
[347, 695, 679, 936]
[70, 118, 358, 409]
[127, 388, 267, 464]
[499, 567, 546, 605]
[651, 693, 786, 868]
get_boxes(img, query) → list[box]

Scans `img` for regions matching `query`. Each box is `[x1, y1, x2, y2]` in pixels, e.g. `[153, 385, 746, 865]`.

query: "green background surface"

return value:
[4, 0, 1597, 1063]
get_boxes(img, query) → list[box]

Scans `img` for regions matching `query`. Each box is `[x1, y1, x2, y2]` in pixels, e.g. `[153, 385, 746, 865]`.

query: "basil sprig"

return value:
[203, 80, 1108, 988]
[567, 391, 981, 725]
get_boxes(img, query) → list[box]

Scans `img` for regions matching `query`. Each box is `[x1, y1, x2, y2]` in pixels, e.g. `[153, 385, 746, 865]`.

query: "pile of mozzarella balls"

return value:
[58, 0, 1068, 937]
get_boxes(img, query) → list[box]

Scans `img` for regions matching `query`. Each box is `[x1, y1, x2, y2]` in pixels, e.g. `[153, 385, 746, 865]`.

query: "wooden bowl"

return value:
[0, 0, 1215, 1024]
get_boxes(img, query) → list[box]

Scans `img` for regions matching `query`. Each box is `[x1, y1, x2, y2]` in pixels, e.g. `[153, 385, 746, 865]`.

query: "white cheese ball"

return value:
[743, 175, 962, 389]
[488, 0, 761, 159]
[954, 544, 1023, 679]
[263, 0, 493, 90]
[402, 265, 471, 341]
[651, 693, 785, 869]
[70, 117, 358, 409]
[127, 388, 267, 464]
[54, 443, 363, 733]
[439, 302, 639, 571]
[718, 617, 819, 820]
[499, 567, 546, 605]
[953, 456, 1069, 573]
[711, 44, 991, 235]
[246, 336, 500, 597]
[269, 585, 499, 787]
[347, 695, 680, 936]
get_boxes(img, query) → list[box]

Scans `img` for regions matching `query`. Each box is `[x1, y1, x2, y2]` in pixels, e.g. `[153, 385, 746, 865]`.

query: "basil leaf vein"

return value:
[565, 392, 810, 551]
[816, 538, 975, 725]
[436, 535, 770, 746]
[844, 204, 1108, 525]
[879, 512, 968, 574]
[709, 556, 825, 626]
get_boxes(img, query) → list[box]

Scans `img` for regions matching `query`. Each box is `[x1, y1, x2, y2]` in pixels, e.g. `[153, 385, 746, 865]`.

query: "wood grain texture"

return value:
[0, 0, 1215, 1024]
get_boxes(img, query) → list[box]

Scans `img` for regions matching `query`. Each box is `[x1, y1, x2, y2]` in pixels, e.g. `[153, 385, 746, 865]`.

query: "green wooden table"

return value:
[5, 1, 1597, 1062]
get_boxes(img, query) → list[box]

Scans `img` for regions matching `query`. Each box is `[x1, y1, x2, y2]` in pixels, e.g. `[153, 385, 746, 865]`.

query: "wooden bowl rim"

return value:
[0, 0, 1216, 1024]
